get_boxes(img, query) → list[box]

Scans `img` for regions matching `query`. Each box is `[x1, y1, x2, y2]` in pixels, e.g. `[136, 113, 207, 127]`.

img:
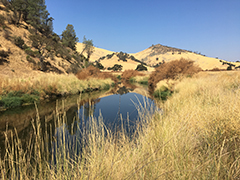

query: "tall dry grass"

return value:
[0, 73, 114, 99]
[0, 71, 240, 179]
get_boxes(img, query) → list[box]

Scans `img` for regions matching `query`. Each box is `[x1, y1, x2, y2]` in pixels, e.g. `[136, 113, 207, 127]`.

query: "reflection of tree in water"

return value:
[82, 99, 101, 120]
[65, 98, 101, 135]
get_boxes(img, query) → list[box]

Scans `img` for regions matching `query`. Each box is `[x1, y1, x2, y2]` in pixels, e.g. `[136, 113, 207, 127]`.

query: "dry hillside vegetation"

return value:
[76, 42, 114, 62]
[0, 4, 84, 78]
[95, 52, 155, 72]
[121, 69, 144, 81]
[76, 65, 118, 83]
[1, 71, 240, 179]
[132, 44, 229, 70]
[149, 58, 202, 88]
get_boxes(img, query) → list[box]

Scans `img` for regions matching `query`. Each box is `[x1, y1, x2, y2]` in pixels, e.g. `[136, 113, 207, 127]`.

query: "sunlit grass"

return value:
[0, 71, 240, 179]
[0, 73, 114, 108]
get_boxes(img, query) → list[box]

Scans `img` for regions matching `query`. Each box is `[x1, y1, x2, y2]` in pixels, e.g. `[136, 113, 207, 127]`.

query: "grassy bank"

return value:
[0, 73, 114, 109]
[1, 71, 240, 179]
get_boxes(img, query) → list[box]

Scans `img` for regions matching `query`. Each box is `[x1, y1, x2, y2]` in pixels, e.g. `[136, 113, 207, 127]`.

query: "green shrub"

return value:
[117, 75, 121, 80]
[22, 94, 39, 104]
[153, 86, 172, 100]
[14, 36, 25, 49]
[26, 55, 36, 64]
[25, 48, 40, 57]
[0, 97, 23, 108]
[22, 44, 29, 50]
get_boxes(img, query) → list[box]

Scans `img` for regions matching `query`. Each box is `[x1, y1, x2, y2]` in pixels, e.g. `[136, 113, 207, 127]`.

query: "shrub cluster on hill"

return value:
[149, 58, 202, 88]
[107, 64, 122, 71]
[76, 65, 117, 83]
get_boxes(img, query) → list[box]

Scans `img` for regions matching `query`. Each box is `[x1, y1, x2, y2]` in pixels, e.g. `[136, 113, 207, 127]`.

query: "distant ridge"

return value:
[76, 43, 231, 71]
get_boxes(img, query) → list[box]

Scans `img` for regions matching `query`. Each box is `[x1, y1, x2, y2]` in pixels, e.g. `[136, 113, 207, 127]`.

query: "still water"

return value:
[0, 85, 157, 158]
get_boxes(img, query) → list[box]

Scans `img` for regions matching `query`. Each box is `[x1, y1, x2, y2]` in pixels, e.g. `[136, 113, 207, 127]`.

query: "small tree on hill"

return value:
[61, 24, 78, 50]
[81, 35, 94, 61]
[135, 64, 147, 71]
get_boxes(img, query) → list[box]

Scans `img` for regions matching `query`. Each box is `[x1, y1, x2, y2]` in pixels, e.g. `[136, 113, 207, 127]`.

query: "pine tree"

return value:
[29, 33, 55, 71]
[61, 24, 79, 50]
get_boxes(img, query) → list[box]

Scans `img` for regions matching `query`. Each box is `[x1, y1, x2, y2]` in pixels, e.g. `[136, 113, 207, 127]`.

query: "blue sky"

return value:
[45, 0, 240, 61]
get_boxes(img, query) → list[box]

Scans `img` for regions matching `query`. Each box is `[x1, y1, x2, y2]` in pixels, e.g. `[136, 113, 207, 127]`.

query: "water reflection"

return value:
[0, 84, 157, 159]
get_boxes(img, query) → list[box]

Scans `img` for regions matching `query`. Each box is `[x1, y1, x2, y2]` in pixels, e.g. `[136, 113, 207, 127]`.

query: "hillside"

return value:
[94, 52, 155, 72]
[0, 3, 84, 78]
[76, 42, 114, 62]
[82, 43, 235, 71]
[131, 44, 229, 70]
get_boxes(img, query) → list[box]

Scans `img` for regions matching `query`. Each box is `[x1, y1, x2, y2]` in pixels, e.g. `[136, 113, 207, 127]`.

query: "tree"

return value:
[8, 0, 53, 34]
[61, 24, 78, 50]
[8, 0, 27, 25]
[29, 33, 55, 71]
[135, 64, 147, 71]
[81, 36, 94, 61]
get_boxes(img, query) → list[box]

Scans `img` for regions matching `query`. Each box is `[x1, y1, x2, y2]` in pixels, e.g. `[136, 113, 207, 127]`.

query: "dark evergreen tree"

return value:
[8, 0, 27, 25]
[61, 24, 79, 50]
[29, 33, 55, 71]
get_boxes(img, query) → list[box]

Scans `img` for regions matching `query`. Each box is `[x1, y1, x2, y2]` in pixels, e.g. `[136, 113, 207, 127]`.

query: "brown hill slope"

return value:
[94, 52, 155, 72]
[131, 44, 228, 70]
[76, 42, 114, 62]
[0, 4, 84, 78]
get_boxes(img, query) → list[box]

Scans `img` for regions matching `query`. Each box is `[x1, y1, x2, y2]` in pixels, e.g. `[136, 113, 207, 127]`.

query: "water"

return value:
[0, 85, 157, 159]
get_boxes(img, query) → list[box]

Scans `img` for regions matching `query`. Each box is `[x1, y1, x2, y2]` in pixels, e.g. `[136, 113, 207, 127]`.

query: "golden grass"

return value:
[0, 73, 114, 98]
[1, 71, 240, 179]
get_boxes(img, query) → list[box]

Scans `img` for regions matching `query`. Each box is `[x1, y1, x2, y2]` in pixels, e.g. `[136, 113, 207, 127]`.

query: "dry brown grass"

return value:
[0, 73, 114, 99]
[121, 69, 144, 81]
[1, 71, 240, 179]
[149, 58, 202, 88]
[76, 65, 118, 83]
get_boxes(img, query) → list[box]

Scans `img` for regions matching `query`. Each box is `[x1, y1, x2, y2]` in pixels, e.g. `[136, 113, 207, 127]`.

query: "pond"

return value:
[0, 83, 158, 159]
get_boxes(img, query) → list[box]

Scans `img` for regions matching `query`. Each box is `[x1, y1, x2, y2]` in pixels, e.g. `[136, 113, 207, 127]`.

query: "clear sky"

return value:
[45, 0, 240, 61]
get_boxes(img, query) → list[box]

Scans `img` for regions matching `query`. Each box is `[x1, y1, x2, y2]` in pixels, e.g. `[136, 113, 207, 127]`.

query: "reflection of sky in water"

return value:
[52, 92, 157, 160]
[78, 93, 156, 127]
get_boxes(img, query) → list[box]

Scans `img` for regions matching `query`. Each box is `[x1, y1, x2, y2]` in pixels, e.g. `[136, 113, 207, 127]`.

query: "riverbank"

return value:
[0, 73, 114, 109]
[1, 71, 240, 179]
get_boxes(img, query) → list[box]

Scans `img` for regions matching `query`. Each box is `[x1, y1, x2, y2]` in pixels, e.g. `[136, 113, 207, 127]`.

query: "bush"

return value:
[0, 97, 23, 108]
[149, 58, 202, 88]
[0, 50, 9, 58]
[25, 48, 40, 57]
[107, 64, 123, 71]
[227, 65, 232, 71]
[26, 55, 36, 64]
[14, 36, 25, 48]
[76, 65, 118, 83]
[153, 86, 172, 100]
[122, 70, 144, 81]
[0, 14, 5, 27]
[135, 64, 147, 71]
[94, 61, 104, 70]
